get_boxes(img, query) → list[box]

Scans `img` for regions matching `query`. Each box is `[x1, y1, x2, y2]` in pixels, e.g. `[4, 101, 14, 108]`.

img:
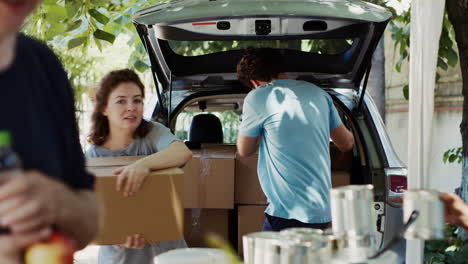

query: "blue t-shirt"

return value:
[239, 79, 342, 223]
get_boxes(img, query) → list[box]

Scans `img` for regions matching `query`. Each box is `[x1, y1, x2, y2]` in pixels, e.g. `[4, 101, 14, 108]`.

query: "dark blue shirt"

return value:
[0, 34, 94, 190]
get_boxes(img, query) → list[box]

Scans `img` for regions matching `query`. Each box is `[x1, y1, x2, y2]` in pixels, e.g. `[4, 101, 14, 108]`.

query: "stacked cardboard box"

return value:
[181, 144, 237, 247]
[233, 144, 352, 254]
[86, 143, 352, 250]
[86, 157, 184, 245]
[234, 152, 267, 255]
[237, 205, 267, 255]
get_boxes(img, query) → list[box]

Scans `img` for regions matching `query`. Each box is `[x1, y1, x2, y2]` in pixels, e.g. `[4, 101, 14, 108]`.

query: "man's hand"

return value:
[440, 192, 468, 229]
[0, 229, 52, 264]
[0, 170, 67, 262]
[0, 170, 63, 235]
[0, 170, 99, 251]
[123, 234, 146, 249]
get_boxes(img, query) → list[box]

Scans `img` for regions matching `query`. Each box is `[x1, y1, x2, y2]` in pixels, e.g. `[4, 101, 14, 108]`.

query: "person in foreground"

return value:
[86, 69, 192, 264]
[236, 48, 355, 232]
[0, 0, 99, 263]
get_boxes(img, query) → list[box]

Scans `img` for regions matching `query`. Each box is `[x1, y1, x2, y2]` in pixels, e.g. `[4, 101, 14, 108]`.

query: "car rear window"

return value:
[168, 39, 354, 56]
[175, 110, 241, 144]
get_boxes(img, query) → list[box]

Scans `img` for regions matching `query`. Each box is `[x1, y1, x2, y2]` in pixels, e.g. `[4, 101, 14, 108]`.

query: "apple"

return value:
[24, 232, 76, 264]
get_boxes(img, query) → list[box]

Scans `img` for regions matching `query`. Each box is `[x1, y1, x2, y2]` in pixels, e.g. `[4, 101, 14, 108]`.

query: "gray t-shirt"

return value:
[86, 121, 178, 158]
[85, 121, 187, 264]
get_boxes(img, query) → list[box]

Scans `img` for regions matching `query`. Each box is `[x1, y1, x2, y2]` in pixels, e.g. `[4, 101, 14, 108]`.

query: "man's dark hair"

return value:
[237, 48, 286, 89]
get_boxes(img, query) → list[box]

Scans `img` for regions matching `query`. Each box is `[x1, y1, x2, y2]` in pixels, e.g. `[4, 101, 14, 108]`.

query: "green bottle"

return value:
[0, 130, 22, 234]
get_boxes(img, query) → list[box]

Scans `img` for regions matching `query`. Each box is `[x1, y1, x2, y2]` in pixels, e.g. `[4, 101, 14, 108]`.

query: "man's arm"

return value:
[237, 135, 260, 158]
[55, 188, 100, 249]
[330, 124, 354, 152]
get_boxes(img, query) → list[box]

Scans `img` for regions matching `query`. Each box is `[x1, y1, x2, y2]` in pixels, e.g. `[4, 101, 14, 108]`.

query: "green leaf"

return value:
[67, 37, 87, 50]
[438, 58, 448, 71]
[205, 233, 243, 264]
[45, 23, 66, 40]
[113, 14, 132, 25]
[89, 9, 110, 25]
[133, 60, 150, 73]
[90, 0, 106, 5]
[66, 19, 82, 32]
[402, 23, 410, 36]
[65, 0, 81, 18]
[449, 154, 457, 163]
[93, 29, 116, 44]
[446, 48, 459, 67]
[94, 37, 103, 52]
[443, 153, 449, 164]
[403, 85, 409, 100]
[44, 4, 67, 23]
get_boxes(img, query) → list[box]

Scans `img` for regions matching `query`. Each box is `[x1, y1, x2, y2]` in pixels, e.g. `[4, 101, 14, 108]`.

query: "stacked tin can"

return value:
[242, 186, 445, 264]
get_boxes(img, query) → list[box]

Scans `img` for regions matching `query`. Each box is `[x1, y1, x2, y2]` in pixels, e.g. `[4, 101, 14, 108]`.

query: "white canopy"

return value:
[407, 0, 446, 263]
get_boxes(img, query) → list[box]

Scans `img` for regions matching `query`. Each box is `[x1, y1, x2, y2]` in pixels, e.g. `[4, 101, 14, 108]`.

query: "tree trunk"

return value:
[446, 0, 468, 239]
[368, 39, 386, 122]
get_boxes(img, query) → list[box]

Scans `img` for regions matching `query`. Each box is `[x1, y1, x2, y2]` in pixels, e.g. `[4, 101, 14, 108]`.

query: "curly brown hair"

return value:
[88, 69, 150, 146]
[236, 48, 286, 89]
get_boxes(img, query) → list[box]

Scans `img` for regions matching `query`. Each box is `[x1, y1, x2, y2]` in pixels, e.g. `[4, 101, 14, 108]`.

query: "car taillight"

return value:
[389, 175, 407, 193]
[385, 168, 407, 207]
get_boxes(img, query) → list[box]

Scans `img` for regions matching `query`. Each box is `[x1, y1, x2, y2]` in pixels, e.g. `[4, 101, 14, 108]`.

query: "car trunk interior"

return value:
[169, 92, 371, 190]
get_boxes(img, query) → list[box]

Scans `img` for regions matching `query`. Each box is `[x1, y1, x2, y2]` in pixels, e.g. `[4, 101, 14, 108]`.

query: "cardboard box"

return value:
[234, 153, 268, 205]
[183, 209, 230, 248]
[87, 157, 184, 245]
[331, 170, 351, 187]
[237, 205, 267, 255]
[183, 144, 236, 209]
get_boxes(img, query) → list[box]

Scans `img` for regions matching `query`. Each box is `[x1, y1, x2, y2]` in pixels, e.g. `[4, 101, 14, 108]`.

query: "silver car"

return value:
[133, 0, 407, 262]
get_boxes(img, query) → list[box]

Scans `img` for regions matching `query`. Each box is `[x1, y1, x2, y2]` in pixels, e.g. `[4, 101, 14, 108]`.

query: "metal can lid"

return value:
[403, 189, 441, 200]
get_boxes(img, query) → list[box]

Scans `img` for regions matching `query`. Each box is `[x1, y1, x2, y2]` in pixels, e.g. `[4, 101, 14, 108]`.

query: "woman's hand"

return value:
[123, 234, 146, 249]
[114, 163, 150, 197]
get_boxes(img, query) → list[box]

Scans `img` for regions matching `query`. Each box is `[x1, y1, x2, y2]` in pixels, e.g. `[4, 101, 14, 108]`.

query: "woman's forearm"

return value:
[136, 141, 192, 171]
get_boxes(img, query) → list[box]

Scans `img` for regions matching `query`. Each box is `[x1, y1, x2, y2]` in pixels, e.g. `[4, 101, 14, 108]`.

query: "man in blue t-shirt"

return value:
[236, 48, 354, 231]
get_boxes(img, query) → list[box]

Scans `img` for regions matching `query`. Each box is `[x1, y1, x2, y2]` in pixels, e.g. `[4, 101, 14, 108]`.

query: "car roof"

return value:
[134, 0, 391, 26]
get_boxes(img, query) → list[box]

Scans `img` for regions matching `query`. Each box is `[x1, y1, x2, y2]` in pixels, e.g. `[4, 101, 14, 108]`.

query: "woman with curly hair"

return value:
[86, 69, 192, 264]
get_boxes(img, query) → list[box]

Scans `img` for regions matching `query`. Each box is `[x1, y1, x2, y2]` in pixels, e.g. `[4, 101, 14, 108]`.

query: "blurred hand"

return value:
[114, 163, 150, 197]
[440, 192, 468, 229]
[0, 170, 64, 262]
[123, 234, 146, 249]
[0, 229, 52, 264]
[0, 170, 63, 234]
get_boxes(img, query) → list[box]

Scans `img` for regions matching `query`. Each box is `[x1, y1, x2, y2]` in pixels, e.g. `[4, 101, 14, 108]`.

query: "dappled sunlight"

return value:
[266, 87, 308, 125]
[346, 3, 366, 16]
[305, 186, 328, 208]
[319, 1, 337, 9]
[309, 101, 320, 115]
[170, 6, 184, 12]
